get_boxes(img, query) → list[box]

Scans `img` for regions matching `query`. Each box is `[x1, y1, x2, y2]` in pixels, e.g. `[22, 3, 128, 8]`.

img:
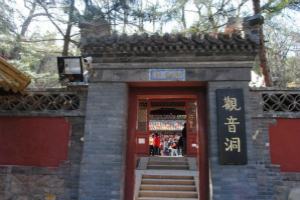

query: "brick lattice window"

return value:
[262, 93, 300, 111]
[0, 94, 80, 111]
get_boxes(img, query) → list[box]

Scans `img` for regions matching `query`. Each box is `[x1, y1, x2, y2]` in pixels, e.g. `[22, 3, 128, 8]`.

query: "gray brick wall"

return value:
[78, 83, 128, 200]
[65, 117, 86, 199]
[208, 81, 258, 199]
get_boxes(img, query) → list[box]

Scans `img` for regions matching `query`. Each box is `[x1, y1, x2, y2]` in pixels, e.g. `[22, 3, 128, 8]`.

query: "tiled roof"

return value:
[0, 57, 31, 94]
[80, 32, 260, 56]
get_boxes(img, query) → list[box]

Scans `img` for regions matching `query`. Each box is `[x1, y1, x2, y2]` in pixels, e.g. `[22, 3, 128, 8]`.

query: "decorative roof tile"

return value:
[0, 57, 31, 94]
[80, 32, 260, 56]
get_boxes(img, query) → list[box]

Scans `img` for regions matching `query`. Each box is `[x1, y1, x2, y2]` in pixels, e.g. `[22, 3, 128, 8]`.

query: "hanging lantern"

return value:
[166, 124, 171, 128]
[149, 125, 153, 130]
[175, 123, 179, 127]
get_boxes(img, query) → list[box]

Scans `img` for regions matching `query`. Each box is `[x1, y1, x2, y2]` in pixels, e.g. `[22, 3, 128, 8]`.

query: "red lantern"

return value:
[166, 124, 171, 128]
[175, 123, 179, 127]
[156, 125, 161, 129]
[149, 125, 153, 130]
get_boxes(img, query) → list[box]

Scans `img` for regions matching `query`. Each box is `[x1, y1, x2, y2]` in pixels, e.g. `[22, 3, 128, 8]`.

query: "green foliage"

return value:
[9, 59, 60, 88]
[0, 1, 15, 36]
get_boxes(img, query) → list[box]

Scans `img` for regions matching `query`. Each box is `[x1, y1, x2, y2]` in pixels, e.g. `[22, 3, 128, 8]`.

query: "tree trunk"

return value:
[252, 0, 274, 86]
[123, 11, 128, 33]
[181, 4, 187, 29]
[10, 0, 38, 59]
[62, 0, 75, 56]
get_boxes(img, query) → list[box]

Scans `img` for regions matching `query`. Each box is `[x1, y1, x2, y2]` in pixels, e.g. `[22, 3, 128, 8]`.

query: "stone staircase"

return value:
[147, 157, 189, 170]
[135, 157, 199, 200]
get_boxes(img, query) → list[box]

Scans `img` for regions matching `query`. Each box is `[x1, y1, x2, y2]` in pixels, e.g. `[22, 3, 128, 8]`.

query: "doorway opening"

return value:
[136, 99, 198, 157]
[125, 85, 209, 200]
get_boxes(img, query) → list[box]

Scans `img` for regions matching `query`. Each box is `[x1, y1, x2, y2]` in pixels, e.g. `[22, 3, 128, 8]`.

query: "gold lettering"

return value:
[224, 137, 241, 152]
[224, 116, 240, 133]
[222, 96, 241, 111]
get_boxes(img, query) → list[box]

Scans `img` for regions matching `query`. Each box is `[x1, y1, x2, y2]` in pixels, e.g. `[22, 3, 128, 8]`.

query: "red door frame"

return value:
[125, 85, 208, 200]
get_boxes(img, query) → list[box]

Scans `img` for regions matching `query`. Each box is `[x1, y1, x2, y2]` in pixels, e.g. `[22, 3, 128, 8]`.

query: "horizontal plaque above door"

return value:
[149, 69, 185, 81]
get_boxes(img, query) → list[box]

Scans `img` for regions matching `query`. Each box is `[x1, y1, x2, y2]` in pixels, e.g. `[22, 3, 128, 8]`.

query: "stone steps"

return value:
[147, 157, 189, 170]
[142, 175, 194, 180]
[140, 184, 197, 191]
[141, 179, 195, 185]
[147, 165, 189, 170]
[138, 174, 198, 199]
[135, 157, 199, 200]
[139, 190, 198, 198]
[148, 161, 188, 165]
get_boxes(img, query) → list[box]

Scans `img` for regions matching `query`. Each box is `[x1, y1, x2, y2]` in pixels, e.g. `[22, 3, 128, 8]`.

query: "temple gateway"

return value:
[0, 17, 300, 200]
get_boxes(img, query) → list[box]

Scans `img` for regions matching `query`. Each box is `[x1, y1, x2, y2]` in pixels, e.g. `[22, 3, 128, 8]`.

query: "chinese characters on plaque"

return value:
[216, 89, 247, 165]
[149, 69, 185, 81]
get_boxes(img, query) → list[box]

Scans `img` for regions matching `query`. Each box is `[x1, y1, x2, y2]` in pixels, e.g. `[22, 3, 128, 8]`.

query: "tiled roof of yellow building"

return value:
[0, 57, 31, 94]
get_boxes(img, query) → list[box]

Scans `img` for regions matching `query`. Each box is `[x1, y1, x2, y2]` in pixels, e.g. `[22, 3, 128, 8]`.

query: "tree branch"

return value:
[70, 39, 79, 45]
[70, 33, 80, 37]
[36, 0, 65, 36]
[21, 39, 65, 43]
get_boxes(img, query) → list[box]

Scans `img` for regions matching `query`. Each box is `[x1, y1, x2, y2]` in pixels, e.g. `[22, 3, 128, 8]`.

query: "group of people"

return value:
[149, 123, 187, 156]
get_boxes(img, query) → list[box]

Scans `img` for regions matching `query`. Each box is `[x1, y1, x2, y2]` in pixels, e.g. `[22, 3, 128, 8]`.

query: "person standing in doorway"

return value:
[153, 132, 161, 156]
[149, 134, 154, 156]
[178, 135, 183, 156]
[163, 138, 169, 156]
[181, 123, 187, 156]
[171, 139, 178, 156]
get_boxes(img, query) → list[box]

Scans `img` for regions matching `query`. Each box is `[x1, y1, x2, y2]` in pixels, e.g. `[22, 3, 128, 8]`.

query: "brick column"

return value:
[79, 83, 128, 200]
[207, 81, 258, 200]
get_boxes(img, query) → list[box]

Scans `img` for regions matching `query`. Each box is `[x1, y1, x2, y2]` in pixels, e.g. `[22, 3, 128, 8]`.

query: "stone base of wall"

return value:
[0, 166, 65, 200]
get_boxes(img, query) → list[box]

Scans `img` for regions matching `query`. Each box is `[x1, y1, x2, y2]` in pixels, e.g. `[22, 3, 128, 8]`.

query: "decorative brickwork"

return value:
[0, 94, 80, 111]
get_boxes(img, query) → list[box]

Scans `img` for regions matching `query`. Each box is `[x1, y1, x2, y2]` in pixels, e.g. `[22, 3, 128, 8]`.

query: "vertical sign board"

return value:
[216, 89, 247, 165]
